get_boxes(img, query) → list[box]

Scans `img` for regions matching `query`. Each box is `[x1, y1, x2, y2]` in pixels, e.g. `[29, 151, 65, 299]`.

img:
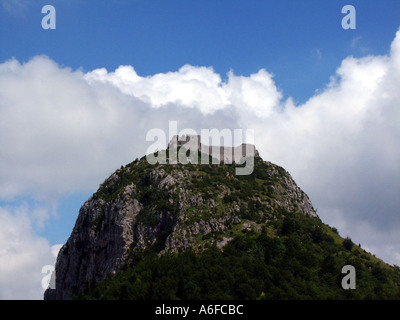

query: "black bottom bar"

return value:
[1, 300, 399, 319]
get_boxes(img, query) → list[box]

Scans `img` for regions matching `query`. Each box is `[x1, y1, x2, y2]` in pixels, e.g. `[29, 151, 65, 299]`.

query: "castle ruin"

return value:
[168, 134, 258, 164]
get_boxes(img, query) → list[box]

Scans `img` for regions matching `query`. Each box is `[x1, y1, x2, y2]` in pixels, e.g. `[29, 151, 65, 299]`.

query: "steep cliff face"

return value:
[48, 193, 141, 300]
[45, 152, 317, 300]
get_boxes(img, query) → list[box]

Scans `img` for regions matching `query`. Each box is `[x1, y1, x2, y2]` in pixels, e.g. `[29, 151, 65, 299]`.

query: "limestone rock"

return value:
[45, 153, 317, 300]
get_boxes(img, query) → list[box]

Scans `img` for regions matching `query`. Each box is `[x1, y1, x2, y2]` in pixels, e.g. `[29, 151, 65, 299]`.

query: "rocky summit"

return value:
[45, 148, 400, 300]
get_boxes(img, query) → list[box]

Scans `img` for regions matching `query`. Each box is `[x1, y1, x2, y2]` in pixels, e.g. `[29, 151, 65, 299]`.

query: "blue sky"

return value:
[2, 0, 399, 103]
[1, 0, 400, 299]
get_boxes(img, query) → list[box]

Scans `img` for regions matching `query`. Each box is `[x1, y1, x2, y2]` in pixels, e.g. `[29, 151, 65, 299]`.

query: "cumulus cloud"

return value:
[84, 64, 282, 117]
[0, 56, 145, 200]
[247, 30, 400, 266]
[0, 205, 58, 299]
[1, 28, 400, 298]
[0, 56, 281, 200]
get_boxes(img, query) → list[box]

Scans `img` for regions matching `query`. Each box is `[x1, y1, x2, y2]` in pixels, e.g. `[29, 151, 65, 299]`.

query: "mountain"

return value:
[44, 148, 400, 300]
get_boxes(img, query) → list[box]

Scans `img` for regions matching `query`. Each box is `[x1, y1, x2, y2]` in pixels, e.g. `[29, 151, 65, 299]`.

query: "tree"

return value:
[280, 214, 300, 235]
[342, 237, 354, 251]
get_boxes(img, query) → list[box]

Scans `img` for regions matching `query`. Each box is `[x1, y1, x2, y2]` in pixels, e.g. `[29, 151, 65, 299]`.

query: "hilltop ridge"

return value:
[45, 148, 400, 300]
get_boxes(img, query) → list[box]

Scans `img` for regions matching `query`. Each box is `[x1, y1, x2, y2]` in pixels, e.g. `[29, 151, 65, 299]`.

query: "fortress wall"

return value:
[168, 135, 256, 164]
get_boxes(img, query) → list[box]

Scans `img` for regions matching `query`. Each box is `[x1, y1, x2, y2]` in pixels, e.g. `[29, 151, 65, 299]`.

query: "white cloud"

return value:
[0, 0, 29, 16]
[1, 28, 400, 298]
[51, 244, 62, 259]
[0, 205, 57, 299]
[248, 30, 400, 266]
[84, 65, 282, 118]
[0, 56, 280, 200]
[0, 56, 146, 200]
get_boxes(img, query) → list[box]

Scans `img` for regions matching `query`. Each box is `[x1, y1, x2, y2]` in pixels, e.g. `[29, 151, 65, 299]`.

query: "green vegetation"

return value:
[76, 210, 400, 300]
[76, 150, 400, 300]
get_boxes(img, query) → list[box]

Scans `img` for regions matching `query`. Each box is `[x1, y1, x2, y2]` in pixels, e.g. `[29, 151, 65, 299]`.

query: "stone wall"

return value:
[168, 135, 258, 164]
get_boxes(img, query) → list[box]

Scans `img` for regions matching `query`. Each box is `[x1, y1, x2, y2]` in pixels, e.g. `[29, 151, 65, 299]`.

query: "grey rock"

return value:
[45, 156, 317, 300]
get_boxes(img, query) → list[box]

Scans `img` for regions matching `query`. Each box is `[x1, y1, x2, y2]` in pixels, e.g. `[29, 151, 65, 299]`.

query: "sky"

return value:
[0, 0, 400, 299]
